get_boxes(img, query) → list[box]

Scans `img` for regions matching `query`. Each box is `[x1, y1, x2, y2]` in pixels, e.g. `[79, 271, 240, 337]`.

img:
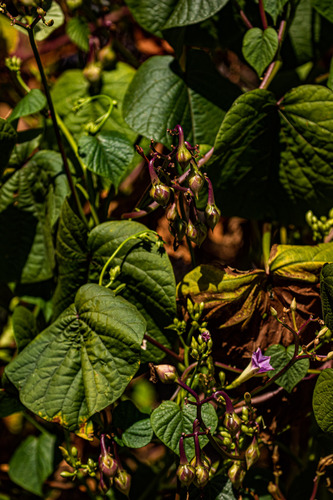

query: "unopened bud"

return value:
[61, 470, 76, 478]
[166, 202, 178, 222]
[270, 307, 278, 318]
[83, 63, 102, 83]
[188, 172, 205, 198]
[245, 436, 260, 469]
[228, 462, 246, 489]
[150, 183, 171, 206]
[224, 412, 242, 435]
[205, 203, 221, 230]
[154, 364, 178, 384]
[114, 469, 131, 496]
[71, 446, 78, 458]
[290, 297, 297, 312]
[193, 464, 209, 488]
[176, 463, 196, 487]
[176, 144, 192, 169]
[99, 453, 118, 478]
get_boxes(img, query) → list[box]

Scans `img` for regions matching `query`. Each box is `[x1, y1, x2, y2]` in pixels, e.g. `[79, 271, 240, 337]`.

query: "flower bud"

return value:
[176, 463, 196, 487]
[150, 183, 171, 206]
[228, 462, 246, 489]
[205, 203, 221, 230]
[154, 364, 178, 383]
[224, 412, 242, 435]
[188, 172, 205, 198]
[193, 464, 209, 488]
[83, 63, 102, 83]
[60, 470, 76, 478]
[114, 469, 131, 496]
[245, 436, 260, 469]
[176, 144, 192, 169]
[166, 202, 178, 222]
[99, 448, 118, 478]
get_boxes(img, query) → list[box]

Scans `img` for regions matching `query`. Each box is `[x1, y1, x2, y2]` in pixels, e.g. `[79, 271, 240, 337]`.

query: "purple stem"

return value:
[179, 435, 188, 465]
[121, 201, 159, 219]
[177, 379, 200, 402]
[194, 433, 202, 466]
[144, 333, 183, 363]
[258, 0, 268, 29]
[198, 147, 214, 168]
[100, 434, 107, 456]
[174, 125, 185, 146]
[148, 155, 159, 184]
[205, 176, 215, 206]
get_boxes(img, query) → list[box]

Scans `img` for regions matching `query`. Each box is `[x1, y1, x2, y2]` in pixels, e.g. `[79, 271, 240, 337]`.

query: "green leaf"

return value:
[265, 345, 309, 392]
[311, 0, 333, 23]
[6, 284, 146, 431]
[124, 0, 229, 36]
[209, 85, 333, 223]
[123, 51, 240, 147]
[0, 389, 24, 418]
[328, 57, 333, 91]
[313, 368, 333, 433]
[190, 476, 236, 499]
[287, 0, 321, 66]
[264, 0, 289, 24]
[66, 17, 90, 52]
[113, 400, 153, 448]
[78, 132, 134, 190]
[320, 263, 333, 331]
[269, 243, 333, 282]
[9, 433, 56, 496]
[33, 1, 65, 41]
[0, 150, 69, 283]
[12, 306, 38, 352]
[0, 118, 17, 175]
[242, 27, 279, 77]
[150, 400, 218, 458]
[9, 131, 42, 168]
[8, 89, 47, 123]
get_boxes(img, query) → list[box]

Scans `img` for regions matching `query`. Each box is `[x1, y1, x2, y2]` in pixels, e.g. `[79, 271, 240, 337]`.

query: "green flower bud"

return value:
[150, 183, 171, 206]
[193, 464, 209, 488]
[224, 412, 242, 435]
[61, 470, 76, 478]
[205, 203, 221, 230]
[176, 144, 192, 169]
[188, 172, 205, 198]
[114, 469, 131, 497]
[245, 436, 260, 469]
[176, 463, 196, 487]
[228, 462, 246, 489]
[83, 63, 102, 83]
[166, 202, 178, 222]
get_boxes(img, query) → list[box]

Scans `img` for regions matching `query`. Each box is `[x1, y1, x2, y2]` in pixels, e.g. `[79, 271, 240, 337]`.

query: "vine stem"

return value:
[259, 20, 287, 90]
[144, 333, 183, 363]
[27, 25, 87, 226]
[258, 0, 268, 29]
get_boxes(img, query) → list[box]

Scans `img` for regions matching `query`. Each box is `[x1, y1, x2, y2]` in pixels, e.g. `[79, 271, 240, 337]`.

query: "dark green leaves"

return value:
[311, 0, 333, 23]
[265, 345, 309, 392]
[0, 118, 17, 174]
[124, 0, 229, 36]
[12, 306, 38, 352]
[320, 263, 333, 331]
[264, 0, 289, 24]
[78, 132, 134, 190]
[123, 52, 240, 147]
[150, 401, 218, 458]
[242, 28, 278, 77]
[66, 17, 90, 52]
[8, 89, 47, 123]
[113, 401, 153, 448]
[313, 369, 333, 433]
[9, 432, 56, 496]
[6, 284, 146, 431]
[210, 85, 333, 223]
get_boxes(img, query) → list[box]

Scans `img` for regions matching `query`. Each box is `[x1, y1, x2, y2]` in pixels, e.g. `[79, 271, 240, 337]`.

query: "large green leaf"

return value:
[265, 345, 309, 392]
[113, 400, 153, 448]
[320, 263, 333, 331]
[242, 28, 278, 77]
[12, 305, 38, 352]
[53, 216, 176, 362]
[311, 0, 333, 23]
[313, 368, 333, 433]
[52, 63, 137, 142]
[124, 0, 229, 37]
[0, 150, 69, 283]
[8, 89, 47, 123]
[0, 118, 17, 175]
[78, 132, 134, 190]
[150, 400, 218, 458]
[123, 52, 240, 147]
[209, 85, 333, 223]
[34, 1, 65, 41]
[6, 284, 146, 431]
[9, 433, 56, 496]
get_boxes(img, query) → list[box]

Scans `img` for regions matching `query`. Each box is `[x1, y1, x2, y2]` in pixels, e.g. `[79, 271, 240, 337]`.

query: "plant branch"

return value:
[144, 333, 183, 363]
[258, 0, 268, 29]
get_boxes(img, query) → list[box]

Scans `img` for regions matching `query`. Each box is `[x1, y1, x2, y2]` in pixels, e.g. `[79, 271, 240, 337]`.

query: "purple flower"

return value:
[201, 330, 211, 342]
[251, 348, 273, 374]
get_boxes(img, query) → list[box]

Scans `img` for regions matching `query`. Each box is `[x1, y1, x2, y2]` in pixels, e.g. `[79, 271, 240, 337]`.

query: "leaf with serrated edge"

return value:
[151, 400, 218, 458]
[265, 345, 309, 393]
[5, 284, 146, 431]
[313, 368, 333, 433]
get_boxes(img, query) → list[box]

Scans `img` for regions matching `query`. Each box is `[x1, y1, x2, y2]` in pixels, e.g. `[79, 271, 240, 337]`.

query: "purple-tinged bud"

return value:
[201, 330, 211, 342]
[170, 217, 187, 241]
[186, 219, 198, 242]
[224, 412, 242, 435]
[205, 203, 221, 230]
[99, 435, 118, 478]
[245, 436, 260, 469]
[83, 63, 102, 83]
[114, 469, 131, 497]
[176, 463, 196, 487]
[193, 464, 210, 488]
[150, 183, 171, 207]
[188, 172, 205, 198]
[176, 144, 192, 169]
[99, 475, 112, 493]
[166, 202, 178, 222]
[154, 364, 178, 384]
[228, 462, 246, 489]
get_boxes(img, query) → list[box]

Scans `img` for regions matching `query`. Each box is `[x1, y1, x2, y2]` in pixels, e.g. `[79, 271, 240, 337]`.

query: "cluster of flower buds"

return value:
[306, 209, 333, 242]
[125, 125, 221, 249]
[190, 330, 213, 361]
[176, 431, 214, 490]
[60, 445, 98, 480]
[98, 435, 131, 496]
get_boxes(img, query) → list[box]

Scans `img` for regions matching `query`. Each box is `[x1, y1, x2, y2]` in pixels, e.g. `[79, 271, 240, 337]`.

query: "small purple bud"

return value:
[154, 364, 178, 384]
[150, 183, 171, 206]
[176, 144, 192, 169]
[186, 219, 198, 241]
[114, 469, 131, 497]
[245, 436, 260, 469]
[166, 202, 178, 222]
[224, 412, 242, 435]
[186, 220, 207, 246]
[188, 172, 205, 198]
[99, 435, 118, 478]
[201, 330, 211, 342]
[193, 464, 210, 488]
[176, 464, 196, 487]
[205, 203, 221, 230]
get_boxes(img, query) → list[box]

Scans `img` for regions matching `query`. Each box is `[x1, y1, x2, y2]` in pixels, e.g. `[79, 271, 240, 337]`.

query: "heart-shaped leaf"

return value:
[78, 132, 134, 190]
[313, 368, 333, 433]
[8, 89, 47, 123]
[9, 433, 56, 496]
[242, 27, 279, 77]
[265, 344, 309, 392]
[66, 17, 89, 52]
[6, 284, 146, 431]
[123, 51, 240, 147]
[113, 400, 153, 448]
[150, 400, 218, 458]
